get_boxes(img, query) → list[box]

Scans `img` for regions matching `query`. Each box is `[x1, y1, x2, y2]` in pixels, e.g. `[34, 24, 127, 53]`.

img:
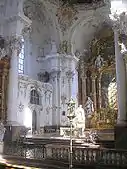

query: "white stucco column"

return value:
[57, 71, 61, 126]
[7, 37, 21, 125]
[66, 70, 74, 100]
[50, 71, 59, 126]
[114, 29, 127, 125]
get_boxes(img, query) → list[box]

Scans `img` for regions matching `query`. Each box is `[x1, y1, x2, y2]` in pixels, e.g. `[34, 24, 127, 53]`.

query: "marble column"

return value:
[81, 72, 87, 108]
[57, 71, 61, 126]
[50, 72, 57, 126]
[114, 29, 127, 125]
[7, 37, 22, 125]
[66, 70, 74, 100]
[1, 67, 8, 121]
[98, 73, 102, 109]
[50, 70, 61, 126]
[91, 73, 97, 111]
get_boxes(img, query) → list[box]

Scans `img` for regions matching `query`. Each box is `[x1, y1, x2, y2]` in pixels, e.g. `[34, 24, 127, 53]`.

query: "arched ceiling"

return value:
[22, 0, 112, 55]
[69, 2, 111, 56]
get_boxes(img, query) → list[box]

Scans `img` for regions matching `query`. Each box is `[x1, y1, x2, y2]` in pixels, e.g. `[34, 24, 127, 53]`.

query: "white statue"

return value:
[73, 105, 85, 135]
[85, 97, 94, 117]
[95, 55, 104, 69]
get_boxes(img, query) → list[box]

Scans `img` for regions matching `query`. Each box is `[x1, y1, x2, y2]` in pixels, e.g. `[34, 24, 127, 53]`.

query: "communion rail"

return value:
[3, 142, 127, 168]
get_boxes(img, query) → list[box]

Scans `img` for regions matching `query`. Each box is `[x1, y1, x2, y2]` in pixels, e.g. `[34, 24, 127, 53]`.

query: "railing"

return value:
[3, 141, 127, 168]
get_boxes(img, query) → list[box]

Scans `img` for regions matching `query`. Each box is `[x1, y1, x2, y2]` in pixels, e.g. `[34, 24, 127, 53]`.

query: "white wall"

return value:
[24, 19, 52, 80]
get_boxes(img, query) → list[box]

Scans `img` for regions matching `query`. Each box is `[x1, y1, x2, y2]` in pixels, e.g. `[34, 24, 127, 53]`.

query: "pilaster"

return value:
[4, 0, 32, 126]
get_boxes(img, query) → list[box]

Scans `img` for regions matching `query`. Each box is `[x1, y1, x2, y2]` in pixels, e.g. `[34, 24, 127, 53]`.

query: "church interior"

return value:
[0, 0, 127, 168]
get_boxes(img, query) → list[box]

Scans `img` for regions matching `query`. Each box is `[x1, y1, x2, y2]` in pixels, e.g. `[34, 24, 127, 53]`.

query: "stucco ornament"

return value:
[23, 0, 52, 26]
[0, 35, 22, 58]
[58, 40, 71, 54]
[9, 36, 22, 52]
[18, 102, 24, 112]
[57, 5, 77, 32]
[4, 36, 22, 56]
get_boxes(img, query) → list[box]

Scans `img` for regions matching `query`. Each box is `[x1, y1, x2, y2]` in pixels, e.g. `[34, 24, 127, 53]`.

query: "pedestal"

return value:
[115, 123, 127, 149]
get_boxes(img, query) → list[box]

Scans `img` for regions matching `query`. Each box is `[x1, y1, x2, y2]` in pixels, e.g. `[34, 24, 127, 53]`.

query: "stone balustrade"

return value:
[3, 141, 127, 168]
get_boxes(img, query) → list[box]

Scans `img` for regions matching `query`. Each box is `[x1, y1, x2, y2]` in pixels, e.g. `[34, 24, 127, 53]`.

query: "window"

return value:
[30, 90, 40, 105]
[18, 38, 25, 74]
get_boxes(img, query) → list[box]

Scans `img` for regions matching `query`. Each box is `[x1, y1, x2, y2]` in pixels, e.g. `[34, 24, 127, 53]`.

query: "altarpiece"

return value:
[78, 25, 118, 129]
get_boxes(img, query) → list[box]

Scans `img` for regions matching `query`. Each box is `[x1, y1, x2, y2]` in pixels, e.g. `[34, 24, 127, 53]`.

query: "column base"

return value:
[115, 123, 127, 149]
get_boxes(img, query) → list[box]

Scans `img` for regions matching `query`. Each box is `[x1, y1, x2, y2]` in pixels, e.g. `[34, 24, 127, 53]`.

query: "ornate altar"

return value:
[78, 25, 118, 129]
[0, 56, 10, 121]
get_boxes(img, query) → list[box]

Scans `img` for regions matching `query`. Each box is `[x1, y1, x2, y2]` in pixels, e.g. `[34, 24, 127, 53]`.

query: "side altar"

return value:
[78, 25, 117, 130]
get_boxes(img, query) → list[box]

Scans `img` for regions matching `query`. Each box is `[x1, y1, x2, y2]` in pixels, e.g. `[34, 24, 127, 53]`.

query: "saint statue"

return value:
[73, 105, 85, 135]
[84, 97, 94, 117]
[95, 55, 104, 69]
